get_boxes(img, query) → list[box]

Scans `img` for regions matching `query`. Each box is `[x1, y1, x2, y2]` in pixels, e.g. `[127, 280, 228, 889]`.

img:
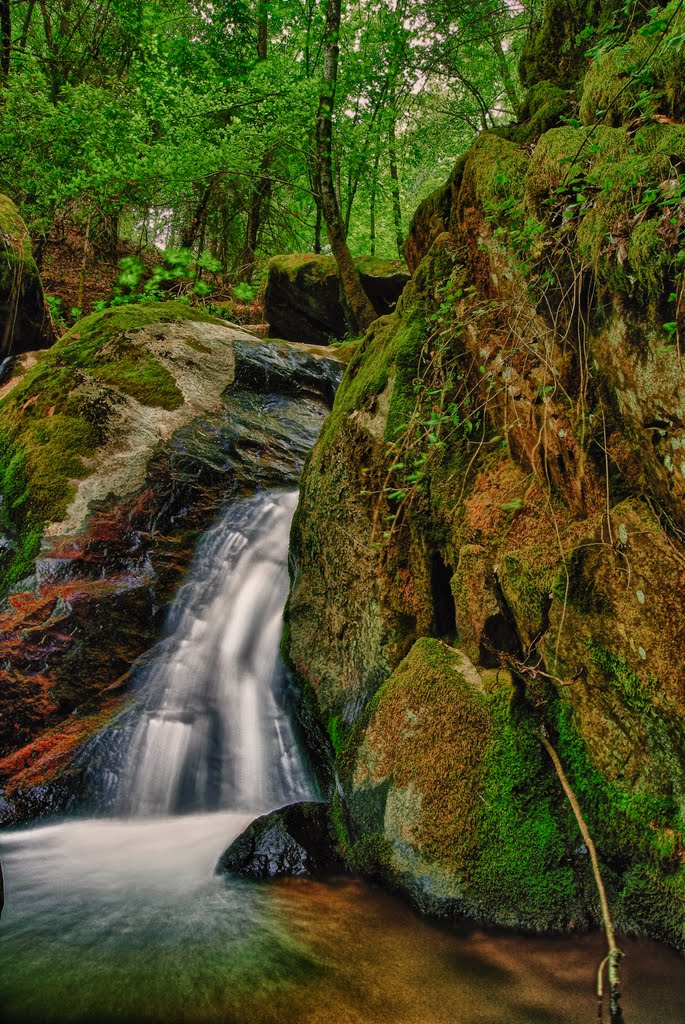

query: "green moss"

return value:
[463, 133, 529, 225]
[268, 254, 407, 292]
[525, 118, 684, 310]
[626, 220, 671, 303]
[580, 3, 685, 126]
[346, 832, 397, 880]
[0, 194, 28, 235]
[550, 691, 685, 943]
[619, 863, 685, 949]
[512, 81, 573, 145]
[0, 301, 225, 592]
[500, 549, 556, 629]
[469, 685, 584, 929]
[330, 790, 352, 852]
[326, 714, 346, 755]
[315, 240, 459, 457]
[587, 639, 658, 717]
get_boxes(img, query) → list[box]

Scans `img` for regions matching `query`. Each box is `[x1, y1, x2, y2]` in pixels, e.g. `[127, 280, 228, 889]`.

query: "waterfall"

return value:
[117, 488, 314, 816]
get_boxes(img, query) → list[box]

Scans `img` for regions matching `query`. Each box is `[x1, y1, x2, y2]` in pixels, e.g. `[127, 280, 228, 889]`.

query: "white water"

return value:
[119, 488, 313, 816]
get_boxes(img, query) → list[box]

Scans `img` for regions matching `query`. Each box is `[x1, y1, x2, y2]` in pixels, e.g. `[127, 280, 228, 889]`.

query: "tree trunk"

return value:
[388, 121, 403, 258]
[369, 146, 381, 257]
[238, 3, 272, 283]
[256, 0, 268, 61]
[315, 0, 375, 335]
[239, 152, 272, 282]
[181, 179, 217, 251]
[19, 0, 36, 54]
[0, 0, 11, 81]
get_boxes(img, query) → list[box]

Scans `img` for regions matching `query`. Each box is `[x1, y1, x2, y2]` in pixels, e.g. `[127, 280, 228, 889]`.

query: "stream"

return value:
[1, 490, 685, 1024]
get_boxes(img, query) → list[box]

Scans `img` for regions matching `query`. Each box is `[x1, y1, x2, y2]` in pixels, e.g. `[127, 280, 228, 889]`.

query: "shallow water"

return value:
[1, 813, 684, 1024]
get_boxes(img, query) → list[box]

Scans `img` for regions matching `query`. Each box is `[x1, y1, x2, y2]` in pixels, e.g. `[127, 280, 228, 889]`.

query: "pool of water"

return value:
[1, 812, 684, 1024]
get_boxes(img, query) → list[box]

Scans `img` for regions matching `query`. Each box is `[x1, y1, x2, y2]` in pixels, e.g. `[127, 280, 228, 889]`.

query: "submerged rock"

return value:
[0, 194, 54, 356]
[264, 254, 409, 345]
[217, 802, 342, 879]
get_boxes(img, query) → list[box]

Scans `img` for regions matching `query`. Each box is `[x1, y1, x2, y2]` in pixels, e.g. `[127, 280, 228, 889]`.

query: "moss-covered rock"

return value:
[264, 253, 410, 345]
[0, 195, 54, 356]
[286, 0, 685, 949]
[579, 2, 685, 126]
[343, 639, 596, 928]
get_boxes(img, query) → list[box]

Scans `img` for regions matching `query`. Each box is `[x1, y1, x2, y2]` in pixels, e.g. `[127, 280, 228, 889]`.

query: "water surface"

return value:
[1, 813, 684, 1024]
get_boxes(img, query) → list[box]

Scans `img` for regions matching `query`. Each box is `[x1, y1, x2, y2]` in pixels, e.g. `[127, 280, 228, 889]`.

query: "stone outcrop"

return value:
[264, 254, 410, 345]
[217, 802, 342, 880]
[285, 4, 685, 949]
[0, 194, 54, 356]
[0, 301, 342, 821]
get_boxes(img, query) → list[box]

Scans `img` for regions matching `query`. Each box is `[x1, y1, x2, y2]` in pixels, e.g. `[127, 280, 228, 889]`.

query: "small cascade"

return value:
[117, 489, 314, 816]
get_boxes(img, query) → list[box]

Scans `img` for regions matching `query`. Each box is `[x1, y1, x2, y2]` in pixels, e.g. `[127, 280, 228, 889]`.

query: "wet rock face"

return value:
[0, 304, 342, 821]
[0, 194, 54, 356]
[217, 802, 342, 879]
[264, 254, 410, 345]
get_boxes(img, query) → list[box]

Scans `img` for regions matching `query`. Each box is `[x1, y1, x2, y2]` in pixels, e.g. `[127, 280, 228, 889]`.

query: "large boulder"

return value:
[217, 801, 342, 879]
[264, 254, 409, 345]
[0, 301, 343, 821]
[338, 639, 592, 927]
[0, 194, 54, 356]
[285, 9, 685, 951]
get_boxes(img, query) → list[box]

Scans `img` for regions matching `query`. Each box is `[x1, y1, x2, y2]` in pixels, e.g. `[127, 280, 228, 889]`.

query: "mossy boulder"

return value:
[343, 639, 593, 928]
[0, 195, 54, 357]
[286, 0, 685, 949]
[264, 254, 410, 345]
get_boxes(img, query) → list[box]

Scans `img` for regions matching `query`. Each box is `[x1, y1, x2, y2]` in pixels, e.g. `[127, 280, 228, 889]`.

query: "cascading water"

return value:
[117, 489, 313, 817]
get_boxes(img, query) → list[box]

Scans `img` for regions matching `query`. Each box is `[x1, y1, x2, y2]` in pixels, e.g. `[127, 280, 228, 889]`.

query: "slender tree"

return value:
[0, 0, 10, 81]
[315, 0, 376, 334]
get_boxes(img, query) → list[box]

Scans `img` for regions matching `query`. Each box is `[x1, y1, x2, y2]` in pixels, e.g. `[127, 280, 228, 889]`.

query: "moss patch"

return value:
[0, 300, 225, 591]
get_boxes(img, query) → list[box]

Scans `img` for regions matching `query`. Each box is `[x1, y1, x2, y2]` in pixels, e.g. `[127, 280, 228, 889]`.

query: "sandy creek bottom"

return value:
[1, 811, 684, 1024]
